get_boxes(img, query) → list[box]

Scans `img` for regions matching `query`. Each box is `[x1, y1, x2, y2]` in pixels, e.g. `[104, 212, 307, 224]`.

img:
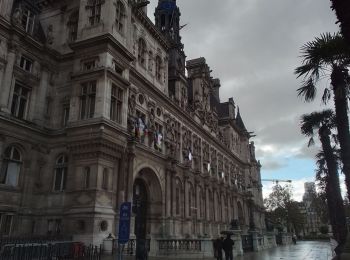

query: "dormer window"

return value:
[21, 9, 35, 33]
[19, 56, 33, 72]
[115, 1, 125, 33]
[138, 38, 146, 67]
[87, 0, 103, 26]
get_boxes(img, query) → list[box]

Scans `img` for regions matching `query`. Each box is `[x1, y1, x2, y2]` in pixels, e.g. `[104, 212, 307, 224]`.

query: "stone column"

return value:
[32, 68, 50, 124]
[249, 230, 262, 251]
[0, 44, 16, 112]
[125, 142, 136, 202]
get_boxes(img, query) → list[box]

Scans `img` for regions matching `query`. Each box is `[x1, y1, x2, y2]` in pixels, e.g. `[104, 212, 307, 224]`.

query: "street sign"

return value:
[118, 202, 131, 244]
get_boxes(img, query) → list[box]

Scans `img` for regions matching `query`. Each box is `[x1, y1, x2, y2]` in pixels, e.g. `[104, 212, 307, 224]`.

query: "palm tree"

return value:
[329, 0, 350, 45]
[295, 33, 350, 200]
[300, 110, 347, 245]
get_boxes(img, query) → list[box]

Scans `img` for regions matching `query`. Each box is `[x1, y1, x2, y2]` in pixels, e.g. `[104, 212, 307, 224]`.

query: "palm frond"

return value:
[308, 137, 315, 147]
[322, 88, 332, 104]
[297, 78, 316, 102]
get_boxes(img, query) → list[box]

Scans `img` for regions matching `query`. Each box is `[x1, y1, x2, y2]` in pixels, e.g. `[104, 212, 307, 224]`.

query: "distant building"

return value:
[302, 182, 322, 236]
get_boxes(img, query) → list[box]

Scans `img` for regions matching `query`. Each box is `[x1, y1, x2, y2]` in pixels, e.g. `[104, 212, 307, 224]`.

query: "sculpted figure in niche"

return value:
[128, 94, 136, 117]
[148, 109, 156, 133]
[12, 6, 23, 26]
[194, 91, 202, 111]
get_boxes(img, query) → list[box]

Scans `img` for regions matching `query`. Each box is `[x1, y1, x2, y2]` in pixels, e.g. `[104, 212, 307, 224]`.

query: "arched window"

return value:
[0, 146, 22, 186]
[115, 1, 125, 33]
[68, 10, 79, 42]
[155, 56, 162, 81]
[54, 155, 68, 191]
[138, 38, 146, 67]
[83, 167, 90, 189]
[102, 168, 108, 190]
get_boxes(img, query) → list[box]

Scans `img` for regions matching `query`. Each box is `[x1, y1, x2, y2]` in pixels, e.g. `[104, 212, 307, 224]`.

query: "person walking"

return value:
[223, 234, 234, 260]
[214, 237, 224, 260]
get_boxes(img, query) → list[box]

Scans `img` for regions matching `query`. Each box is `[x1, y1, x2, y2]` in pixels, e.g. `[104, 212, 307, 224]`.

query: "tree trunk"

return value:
[330, 0, 350, 45]
[331, 67, 350, 200]
[319, 126, 347, 245]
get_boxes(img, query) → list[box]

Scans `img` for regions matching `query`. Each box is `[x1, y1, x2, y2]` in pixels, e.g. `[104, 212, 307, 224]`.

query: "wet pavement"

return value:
[103, 240, 333, 260]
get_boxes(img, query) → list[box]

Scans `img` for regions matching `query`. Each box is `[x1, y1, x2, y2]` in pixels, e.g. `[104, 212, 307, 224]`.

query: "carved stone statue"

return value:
[12, 6, 23, 26]
[46, 25, 54, 45]
[128, 94, 136, 117]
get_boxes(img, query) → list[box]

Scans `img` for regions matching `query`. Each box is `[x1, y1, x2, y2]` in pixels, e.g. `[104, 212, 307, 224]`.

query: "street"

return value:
[103, 241, 333, 260]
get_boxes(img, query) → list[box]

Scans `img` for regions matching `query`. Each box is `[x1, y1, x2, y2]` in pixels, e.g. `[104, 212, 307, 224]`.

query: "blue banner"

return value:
[118, 202, 131, 244]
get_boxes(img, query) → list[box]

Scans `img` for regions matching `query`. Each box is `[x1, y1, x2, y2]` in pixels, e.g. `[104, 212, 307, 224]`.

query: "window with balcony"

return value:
[19, 56, 33, 72]
[155, 56, 162, 81]
[110, 84, 123, 123]
[21, 8, 35, 33]
[0, 146, 22, 187]
[138, 38, 146, 67]
[11, 83, 30, 119]
[80, 81, 96, 119]
[53, 155, 68, 192]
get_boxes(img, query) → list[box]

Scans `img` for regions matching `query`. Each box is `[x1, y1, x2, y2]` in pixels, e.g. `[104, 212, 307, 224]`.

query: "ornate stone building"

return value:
[0, 0, 264, 250]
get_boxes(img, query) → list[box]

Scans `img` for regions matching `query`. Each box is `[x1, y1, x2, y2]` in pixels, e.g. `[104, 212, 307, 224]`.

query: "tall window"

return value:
[80, 81, 96, 119]
[54, 155, 68, 191]
[138, 38, 146, 67]
[110, 84, 123, 123]
[155, 56, 162, 81]
[68, 11, 79, 42]
[87, 0, 102, 26]
[11, 83, 30, 119]
[102, 168, 108, 190]
[83, 167, 90, 189]
[115, 1, 125, 33]
[21, 8, 35, 33]
[0, 146, 21, 186]
[0, 214, 13, 236]
[47, 219, 62, 235]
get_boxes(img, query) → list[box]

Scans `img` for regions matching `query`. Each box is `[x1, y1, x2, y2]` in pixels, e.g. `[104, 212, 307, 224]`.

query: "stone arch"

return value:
[133, 167, 163, 237]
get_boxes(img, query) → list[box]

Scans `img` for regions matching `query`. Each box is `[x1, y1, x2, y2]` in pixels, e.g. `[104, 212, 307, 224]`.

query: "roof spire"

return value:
[236, 107, 247, 131]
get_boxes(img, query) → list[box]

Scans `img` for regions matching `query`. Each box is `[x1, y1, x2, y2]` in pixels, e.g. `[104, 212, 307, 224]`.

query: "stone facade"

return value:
[0, 0, 265, 248]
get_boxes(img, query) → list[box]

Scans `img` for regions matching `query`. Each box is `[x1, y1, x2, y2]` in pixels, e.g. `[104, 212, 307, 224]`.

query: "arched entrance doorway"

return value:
[133, 178, 148, 240]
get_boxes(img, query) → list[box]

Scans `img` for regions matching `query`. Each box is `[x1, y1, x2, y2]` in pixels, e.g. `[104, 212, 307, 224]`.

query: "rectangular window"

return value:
[80, 81, 96, 119]
[88, 0, 102, 26]
[110, 84, 123, 123]
[21, 9, 35, 33]
[54, 168, 67, 191]
[19, 56, 33, 72]
[47, 219, 61, 235]
[11, 83, 30, 119]
[102, 170, 108, 190]
[0, 214, 13, 236]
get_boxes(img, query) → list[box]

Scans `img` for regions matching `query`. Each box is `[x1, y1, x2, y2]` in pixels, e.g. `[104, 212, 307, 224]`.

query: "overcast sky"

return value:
[147, 0, 340, 201]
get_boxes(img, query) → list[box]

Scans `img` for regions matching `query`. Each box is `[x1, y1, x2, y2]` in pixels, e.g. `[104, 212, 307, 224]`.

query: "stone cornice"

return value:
[69, 33, 135, 62]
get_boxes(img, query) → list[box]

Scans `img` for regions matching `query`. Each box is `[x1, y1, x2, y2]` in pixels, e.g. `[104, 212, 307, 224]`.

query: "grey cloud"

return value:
[148, 0, 339, 172]
[261, 160, 288, 171]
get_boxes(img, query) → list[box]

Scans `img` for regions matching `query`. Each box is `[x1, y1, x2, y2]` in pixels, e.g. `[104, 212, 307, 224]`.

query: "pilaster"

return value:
[0, 44, 16, 112]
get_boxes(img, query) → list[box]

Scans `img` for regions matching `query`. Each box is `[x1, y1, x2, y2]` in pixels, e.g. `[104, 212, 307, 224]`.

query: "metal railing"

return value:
[112, 239, 150, 255]
[0, 241, 102, 260]
[158, 239, 201, 252]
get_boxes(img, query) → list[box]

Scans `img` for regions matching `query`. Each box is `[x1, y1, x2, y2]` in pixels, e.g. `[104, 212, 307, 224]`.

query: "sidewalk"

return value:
[102, 240, 333, 260]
